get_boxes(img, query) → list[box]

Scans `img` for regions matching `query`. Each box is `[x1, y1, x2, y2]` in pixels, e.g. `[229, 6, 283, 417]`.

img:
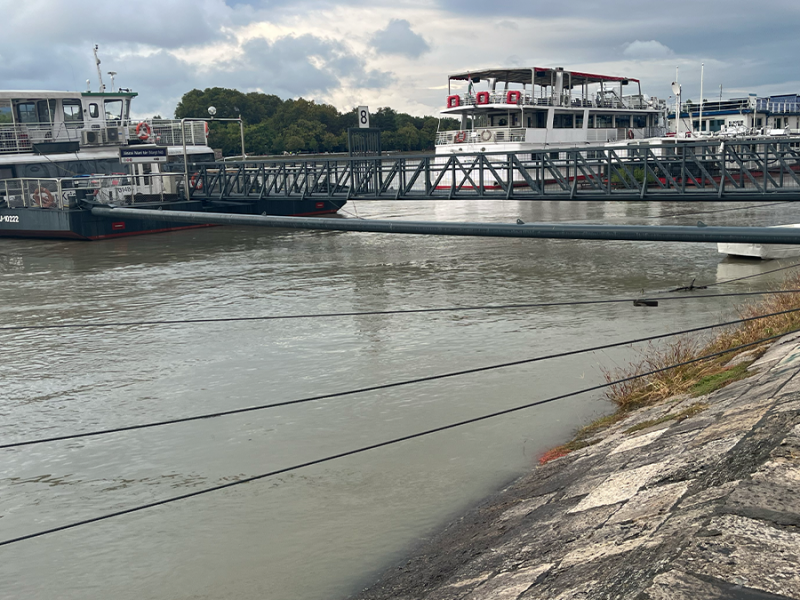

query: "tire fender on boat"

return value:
[136, 121, 152, 141]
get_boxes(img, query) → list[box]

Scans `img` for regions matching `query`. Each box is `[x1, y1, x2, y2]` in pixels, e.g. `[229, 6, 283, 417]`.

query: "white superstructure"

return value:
[437, 67, 667, 155]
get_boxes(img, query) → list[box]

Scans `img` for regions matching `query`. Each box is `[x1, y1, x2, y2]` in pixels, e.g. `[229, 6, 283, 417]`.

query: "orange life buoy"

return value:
[204, 122, 209, 136]
[33, 187, 55, 208]
[627, 129, 634, 140]
[446, 95, 460, 108]
[506, 90, 521, 104]
[136, 121, 151, 141]
[189, 172, 203, 191]
[475, 92, 490, 105]
[454, 131, 468, 143]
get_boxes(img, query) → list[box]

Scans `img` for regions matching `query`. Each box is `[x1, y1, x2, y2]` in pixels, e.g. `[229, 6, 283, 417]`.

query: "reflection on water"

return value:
[2, 199, 800, 600]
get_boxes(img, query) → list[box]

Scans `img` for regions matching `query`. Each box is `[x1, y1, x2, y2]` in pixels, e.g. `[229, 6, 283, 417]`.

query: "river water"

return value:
[2, 198, 799, 600]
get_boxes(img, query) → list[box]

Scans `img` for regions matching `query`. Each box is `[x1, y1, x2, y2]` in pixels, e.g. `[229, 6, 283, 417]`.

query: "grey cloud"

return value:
[220, 34, 393, 96]
[6, 0, 231, 49]
[371, 19, 430, 59]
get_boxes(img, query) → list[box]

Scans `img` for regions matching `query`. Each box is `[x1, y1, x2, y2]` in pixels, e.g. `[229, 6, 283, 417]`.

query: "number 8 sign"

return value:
[357, 106, 370, 128]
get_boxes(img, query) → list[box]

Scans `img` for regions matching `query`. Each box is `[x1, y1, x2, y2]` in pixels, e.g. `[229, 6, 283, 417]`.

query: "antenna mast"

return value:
[93, 45, 105, 92]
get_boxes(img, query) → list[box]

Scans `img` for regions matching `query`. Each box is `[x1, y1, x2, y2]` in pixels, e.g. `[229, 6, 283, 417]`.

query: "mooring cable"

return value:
[4, 306, 800, 451]
[667, 262, 800, 292]
[1, 325, 796, 549]
[3, 289, 800, 333]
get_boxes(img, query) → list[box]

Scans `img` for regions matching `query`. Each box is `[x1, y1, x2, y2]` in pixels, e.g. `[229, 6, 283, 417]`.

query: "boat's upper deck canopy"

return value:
[443, 66, 652, 114]
[448, 67, 639, 88]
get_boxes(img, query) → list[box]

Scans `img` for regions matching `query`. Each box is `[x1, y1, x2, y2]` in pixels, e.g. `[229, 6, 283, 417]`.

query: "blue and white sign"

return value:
[119, 147, 168, 163]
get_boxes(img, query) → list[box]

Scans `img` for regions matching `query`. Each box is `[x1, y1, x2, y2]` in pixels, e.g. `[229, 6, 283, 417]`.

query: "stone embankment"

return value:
[354, 334, 800, 600]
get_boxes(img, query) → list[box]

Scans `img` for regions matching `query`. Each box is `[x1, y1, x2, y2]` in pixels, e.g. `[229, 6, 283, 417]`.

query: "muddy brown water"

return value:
[1, 198, 799, 599]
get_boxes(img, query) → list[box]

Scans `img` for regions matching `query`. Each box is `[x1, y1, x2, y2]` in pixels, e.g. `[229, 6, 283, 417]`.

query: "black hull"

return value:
[0, 198, 346, 240]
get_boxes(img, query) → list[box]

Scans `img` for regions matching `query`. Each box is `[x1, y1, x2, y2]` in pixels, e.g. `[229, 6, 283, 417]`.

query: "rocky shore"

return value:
[352, 333, 800, 600]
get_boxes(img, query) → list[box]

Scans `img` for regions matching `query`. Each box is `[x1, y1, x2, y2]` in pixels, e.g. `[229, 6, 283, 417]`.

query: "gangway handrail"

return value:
[179, 136, 800, 202]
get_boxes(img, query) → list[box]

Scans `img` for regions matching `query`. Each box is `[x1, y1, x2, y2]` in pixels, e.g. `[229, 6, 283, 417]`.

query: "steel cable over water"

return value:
[2, 325, 797, 549]
[3, 289, 800, 333]
[4, 306, 800, 450]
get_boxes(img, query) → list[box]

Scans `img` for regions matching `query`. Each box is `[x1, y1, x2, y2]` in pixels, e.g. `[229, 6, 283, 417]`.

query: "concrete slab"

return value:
[568, 463, 666, 513]
[609, 428, 668, 455]
[463, 564, 552, 600]
[678, 514, 800, 597]
[606, 481, 690, 525]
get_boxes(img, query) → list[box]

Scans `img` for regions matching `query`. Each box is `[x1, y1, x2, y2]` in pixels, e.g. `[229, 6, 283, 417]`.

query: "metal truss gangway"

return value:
[186, 137, 800, 204]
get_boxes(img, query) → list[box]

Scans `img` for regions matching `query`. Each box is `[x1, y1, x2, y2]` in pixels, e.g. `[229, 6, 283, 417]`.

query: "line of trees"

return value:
[174, 88, 458, 156]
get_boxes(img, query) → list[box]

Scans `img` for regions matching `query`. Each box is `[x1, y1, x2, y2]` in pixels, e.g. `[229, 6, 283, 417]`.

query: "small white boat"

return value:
[718, 224, 800, 259]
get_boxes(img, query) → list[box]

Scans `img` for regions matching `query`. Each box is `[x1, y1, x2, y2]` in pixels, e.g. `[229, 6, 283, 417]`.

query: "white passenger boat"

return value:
[436, 67, 667, 156]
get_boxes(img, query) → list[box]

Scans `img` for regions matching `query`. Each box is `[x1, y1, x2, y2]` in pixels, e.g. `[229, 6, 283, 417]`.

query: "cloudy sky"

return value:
[1, 0, 798, 119]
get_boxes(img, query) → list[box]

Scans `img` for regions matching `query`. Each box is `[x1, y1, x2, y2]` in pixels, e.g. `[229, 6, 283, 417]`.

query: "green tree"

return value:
[174, 87, 455, 156]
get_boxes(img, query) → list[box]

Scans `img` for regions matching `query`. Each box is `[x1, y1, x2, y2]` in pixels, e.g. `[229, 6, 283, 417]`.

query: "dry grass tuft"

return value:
[536, 273, 800, 467]
[605, 272, 800, 411]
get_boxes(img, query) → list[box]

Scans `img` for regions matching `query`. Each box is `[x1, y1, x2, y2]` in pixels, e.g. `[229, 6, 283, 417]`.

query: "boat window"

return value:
[0, 100, 12, 124]
[89, 103, 99, 118]
[37, 100, 57, 124]
[104, 99, 123, 122]
[124, 99, 131, 123]
[16, 102, 38, 124]
[595, 114, 613, 128]
[63, 100, 83, 128]
[632, 115, 647, 128]
[553, 113, 573, 129]
[615, 115, 631, 128]
[530, 111, 546, 128]
[575, 113, 584, 128]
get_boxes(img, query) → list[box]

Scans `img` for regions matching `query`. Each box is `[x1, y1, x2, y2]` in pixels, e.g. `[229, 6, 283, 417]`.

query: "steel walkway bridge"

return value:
[185, 137, 800, 203]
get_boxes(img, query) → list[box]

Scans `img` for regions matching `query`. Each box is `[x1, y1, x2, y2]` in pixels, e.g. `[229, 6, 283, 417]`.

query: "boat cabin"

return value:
[670, 93, 800, 137]
[0, 90, 138, 154]
[438, 67, 665, 150]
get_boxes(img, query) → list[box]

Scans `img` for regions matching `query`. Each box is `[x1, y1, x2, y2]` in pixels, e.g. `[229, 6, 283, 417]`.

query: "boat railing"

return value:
[127, 120, 208, 147]
[0, 173, 189, 210]
[756, 100, 800, 114]
[0, 122, 90, 154]
[451, 93, 650, 111]
[436, 128, 527, 145]
[0, 119, 207, 154]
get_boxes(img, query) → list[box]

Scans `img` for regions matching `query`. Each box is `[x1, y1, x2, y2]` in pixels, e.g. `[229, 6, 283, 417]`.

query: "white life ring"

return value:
[480, 129, 493, 142]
